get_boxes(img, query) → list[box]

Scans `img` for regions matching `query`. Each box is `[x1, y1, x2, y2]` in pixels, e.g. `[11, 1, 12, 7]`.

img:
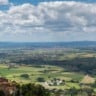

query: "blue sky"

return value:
[0, 0, 95, 10]
[9, 0, 96, 4]
[1, 0, 96, 9]
[9, 0, 96, 5]
[0, 0, 96, 42]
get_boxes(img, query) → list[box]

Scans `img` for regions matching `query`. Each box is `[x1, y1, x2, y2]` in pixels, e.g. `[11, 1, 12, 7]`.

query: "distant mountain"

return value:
[0, 41, 96, 48]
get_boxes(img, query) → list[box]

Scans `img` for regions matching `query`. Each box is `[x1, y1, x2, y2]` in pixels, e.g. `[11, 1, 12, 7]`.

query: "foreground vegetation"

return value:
[1, 81, 96, 96]
[0, 82, 50, 96]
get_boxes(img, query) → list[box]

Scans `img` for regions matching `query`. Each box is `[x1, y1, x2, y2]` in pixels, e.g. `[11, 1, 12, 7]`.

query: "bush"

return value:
[20, 74, 29, 79]
[37, 77, 45, 82]
[0, 90, 5, 96]
[20, 83, 50, 96]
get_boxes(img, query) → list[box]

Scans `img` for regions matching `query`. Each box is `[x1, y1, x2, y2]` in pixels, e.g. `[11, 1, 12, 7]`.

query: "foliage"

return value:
[37, 77, 45, 82]
[15, 83, 50, 96]
[20, 74, 30, 79]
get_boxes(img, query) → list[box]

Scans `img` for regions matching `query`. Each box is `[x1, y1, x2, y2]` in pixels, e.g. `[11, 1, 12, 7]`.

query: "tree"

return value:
[85, 88, 94, 96]
[37, 77, 45, 82]
[21, 83, 50, 96]
[69, 87, 78, 96]
[20, 74, 30, 79]
[0, 90, 5, 96]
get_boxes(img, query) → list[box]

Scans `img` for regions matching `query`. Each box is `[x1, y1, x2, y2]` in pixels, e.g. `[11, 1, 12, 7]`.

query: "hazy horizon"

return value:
[0, 40, 96, 43]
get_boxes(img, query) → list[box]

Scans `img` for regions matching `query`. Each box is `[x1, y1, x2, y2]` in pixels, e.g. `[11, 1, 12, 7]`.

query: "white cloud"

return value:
[0, 1, 96, 41]
[0, 0, 9, 5]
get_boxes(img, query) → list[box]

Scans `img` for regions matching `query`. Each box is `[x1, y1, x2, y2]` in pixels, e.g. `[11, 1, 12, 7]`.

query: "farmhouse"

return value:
[8, 63, 19, 69]
[45, 79, 64, 86]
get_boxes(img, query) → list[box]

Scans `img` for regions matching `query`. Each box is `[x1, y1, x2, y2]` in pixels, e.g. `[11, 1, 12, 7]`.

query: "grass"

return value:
[0, 64, 86, 90]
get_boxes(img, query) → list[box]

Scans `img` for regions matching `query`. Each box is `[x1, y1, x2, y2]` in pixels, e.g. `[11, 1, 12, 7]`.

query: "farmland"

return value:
[0, 64, 84, 87]
[0, 46, 95, 91]
[0, 42, 96, 95]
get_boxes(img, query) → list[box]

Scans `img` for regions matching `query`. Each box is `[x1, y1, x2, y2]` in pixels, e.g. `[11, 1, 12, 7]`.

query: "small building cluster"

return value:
[45, 78, 64, 86]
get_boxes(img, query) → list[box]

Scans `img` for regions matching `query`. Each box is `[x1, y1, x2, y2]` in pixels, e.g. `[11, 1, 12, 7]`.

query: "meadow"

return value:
[0, 64, 86, 90]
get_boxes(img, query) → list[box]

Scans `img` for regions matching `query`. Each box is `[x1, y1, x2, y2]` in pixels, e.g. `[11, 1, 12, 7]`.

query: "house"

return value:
[45, 79, 64, 86]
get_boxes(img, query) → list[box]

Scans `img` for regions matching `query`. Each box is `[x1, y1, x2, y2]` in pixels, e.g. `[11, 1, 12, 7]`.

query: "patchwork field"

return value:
[0, 64, 86, 90]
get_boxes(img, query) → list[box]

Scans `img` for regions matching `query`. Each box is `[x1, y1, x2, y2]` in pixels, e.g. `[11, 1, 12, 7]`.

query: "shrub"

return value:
[37, 77, 45, 82]
[20, 74, 29, 79]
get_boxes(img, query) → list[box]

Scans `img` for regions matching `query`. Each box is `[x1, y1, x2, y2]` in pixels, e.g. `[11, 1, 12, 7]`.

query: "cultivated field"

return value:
[0, 64, 87, 90]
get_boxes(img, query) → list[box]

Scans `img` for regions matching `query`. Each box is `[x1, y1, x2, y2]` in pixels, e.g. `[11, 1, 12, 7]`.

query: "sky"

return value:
[0, 0, 96, 42]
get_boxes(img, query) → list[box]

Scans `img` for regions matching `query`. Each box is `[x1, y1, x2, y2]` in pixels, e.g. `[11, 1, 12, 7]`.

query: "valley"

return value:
[0, 43, 96, 95]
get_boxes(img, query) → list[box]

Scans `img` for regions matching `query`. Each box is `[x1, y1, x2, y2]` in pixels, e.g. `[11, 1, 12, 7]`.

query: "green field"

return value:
[0, 64, 86, 90]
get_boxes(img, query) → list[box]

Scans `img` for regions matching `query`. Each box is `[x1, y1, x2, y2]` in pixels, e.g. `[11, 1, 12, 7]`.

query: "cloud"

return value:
[0, 0, 9, 5]
[0, 1, 96, 41]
